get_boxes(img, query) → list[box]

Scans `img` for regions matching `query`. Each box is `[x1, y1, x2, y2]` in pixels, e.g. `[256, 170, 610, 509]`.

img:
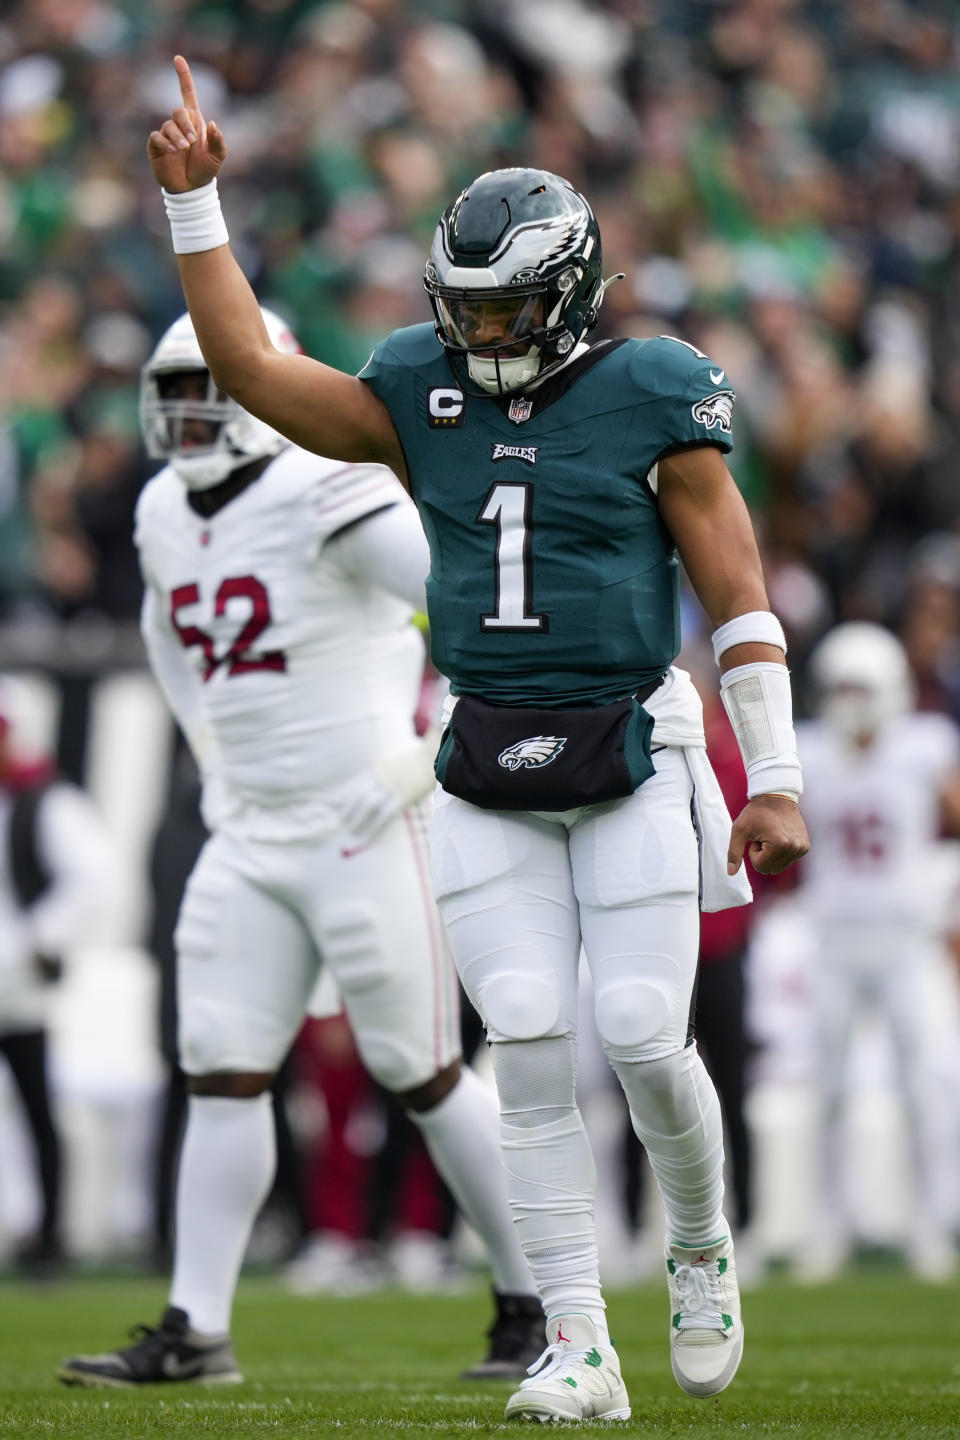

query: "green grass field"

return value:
[0, 1270, 958, 1437]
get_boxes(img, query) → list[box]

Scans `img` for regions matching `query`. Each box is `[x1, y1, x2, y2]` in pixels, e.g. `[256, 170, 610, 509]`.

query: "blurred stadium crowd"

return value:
[1, 0, 960, 703]
[1, 0, 960, 1283]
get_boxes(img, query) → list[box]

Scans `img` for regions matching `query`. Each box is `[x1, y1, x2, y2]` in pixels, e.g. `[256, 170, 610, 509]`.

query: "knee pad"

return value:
[353, 1028, 428, 1093]
[594, 949, 692, 1059]
[481, 970, 560, 1042]
[595, 977, 672, 1054]
[178, 995, 290, 1075]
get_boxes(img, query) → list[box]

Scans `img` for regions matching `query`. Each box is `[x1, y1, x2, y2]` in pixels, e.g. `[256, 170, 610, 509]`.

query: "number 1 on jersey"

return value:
[477, 482, 548, 632]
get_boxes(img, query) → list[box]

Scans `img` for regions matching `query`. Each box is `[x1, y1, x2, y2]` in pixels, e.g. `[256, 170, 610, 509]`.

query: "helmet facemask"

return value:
[140, 369, 255, 490]
[819, 682, 897, 741]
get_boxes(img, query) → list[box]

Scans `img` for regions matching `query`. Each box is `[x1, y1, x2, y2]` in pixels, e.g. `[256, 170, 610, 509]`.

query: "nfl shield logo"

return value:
[508, 396, 533, 424]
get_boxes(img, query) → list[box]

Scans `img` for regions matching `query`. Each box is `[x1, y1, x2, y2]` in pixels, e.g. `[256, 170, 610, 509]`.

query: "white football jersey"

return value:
[796, 712, 960, 929]
[135, 446, 426, 840]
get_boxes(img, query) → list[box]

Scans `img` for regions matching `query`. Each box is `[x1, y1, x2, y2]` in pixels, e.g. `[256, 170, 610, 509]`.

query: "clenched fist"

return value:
[727, 793, 810, 877]
[147, 55, 226, 193]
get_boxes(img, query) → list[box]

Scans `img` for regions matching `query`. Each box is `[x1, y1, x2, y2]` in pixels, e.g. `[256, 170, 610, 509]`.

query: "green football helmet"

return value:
[424, 168, 610, 396]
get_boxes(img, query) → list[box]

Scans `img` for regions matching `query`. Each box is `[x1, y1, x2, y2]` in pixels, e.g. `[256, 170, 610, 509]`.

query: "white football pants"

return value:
[175, 796, 460, 1088]
[814, 922, 956, 1234]
[431, 747, 729, 1313]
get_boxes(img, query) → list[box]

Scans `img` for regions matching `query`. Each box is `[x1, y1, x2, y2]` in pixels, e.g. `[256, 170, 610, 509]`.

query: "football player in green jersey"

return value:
[146, 57, 809, 1423]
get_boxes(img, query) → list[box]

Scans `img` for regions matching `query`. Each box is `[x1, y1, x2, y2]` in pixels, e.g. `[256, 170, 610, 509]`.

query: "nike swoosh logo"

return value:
[340, 844, 371, 859]
[162, 1351, 206, 1380]
[709, 369, 725, 385]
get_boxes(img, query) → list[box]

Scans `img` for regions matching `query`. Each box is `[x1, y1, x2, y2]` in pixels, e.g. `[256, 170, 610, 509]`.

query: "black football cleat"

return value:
[57, 1306, 242, 1387]
[461, 1288, 546, 1380]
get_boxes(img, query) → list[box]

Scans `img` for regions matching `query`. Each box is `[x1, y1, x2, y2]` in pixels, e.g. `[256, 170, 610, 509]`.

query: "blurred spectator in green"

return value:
[0, 0, 958, 680]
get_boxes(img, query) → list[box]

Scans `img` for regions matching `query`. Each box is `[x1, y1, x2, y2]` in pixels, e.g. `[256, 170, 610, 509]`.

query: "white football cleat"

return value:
[791, 1226, 852, 1285]
[504, 1313, 630, 1424]
[666, 1234, 744, 1398]
[389, 1231, 463, 1293]
[283, 1232, 385, 1295]
[906, 1227, 958, 1284]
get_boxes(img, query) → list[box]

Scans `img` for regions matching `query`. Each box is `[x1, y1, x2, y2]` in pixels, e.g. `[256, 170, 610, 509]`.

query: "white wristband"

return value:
[162, 178, 229, 255]
[720, 661, 803, 799]
[712, 610, 787, 667]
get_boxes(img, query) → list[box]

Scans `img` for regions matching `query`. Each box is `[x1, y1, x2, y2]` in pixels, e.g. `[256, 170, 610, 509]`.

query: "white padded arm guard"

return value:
[720, 662, 803, 801]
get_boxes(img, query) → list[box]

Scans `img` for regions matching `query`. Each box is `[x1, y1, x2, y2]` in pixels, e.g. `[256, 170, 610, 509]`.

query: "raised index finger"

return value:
[174, 55, 202, 116]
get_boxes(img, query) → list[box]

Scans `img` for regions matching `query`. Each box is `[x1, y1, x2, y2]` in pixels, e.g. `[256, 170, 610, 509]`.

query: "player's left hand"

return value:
[337, 770, 403, 851]
[727, 794, 809, 876]
[337, 733, 440, 850]
[146, 55, 226, 193]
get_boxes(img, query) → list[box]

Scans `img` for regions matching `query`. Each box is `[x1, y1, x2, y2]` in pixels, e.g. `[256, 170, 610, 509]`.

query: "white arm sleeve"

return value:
[27, 785, 119, 955]
[140, 584, 215, 771]
[325, 503, 429, 613]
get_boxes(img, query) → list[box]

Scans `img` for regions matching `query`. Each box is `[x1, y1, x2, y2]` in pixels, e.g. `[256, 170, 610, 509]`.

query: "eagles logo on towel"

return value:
[498, 735, 568, 771]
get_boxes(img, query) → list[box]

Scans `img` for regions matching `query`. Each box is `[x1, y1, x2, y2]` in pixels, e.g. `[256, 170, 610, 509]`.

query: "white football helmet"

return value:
[139, 308, 301, 490]
[809, 622, 914, 740]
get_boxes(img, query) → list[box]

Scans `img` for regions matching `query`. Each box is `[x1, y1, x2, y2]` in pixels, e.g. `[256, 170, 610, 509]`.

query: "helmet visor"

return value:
[431, 287, 546, 358]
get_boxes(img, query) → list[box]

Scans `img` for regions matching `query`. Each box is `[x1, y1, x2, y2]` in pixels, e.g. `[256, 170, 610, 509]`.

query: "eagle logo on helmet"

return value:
[498, 735, 568, 771]
[487, 214, 590, 273]
[691, 391, 735, 434]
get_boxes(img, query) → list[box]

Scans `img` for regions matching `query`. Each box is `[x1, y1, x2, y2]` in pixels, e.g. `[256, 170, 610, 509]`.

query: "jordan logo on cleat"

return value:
[556, 1325, 570, 1344]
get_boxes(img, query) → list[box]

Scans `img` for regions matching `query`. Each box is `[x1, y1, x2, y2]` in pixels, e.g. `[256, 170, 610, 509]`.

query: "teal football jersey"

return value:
[359, 326, 735, 706]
